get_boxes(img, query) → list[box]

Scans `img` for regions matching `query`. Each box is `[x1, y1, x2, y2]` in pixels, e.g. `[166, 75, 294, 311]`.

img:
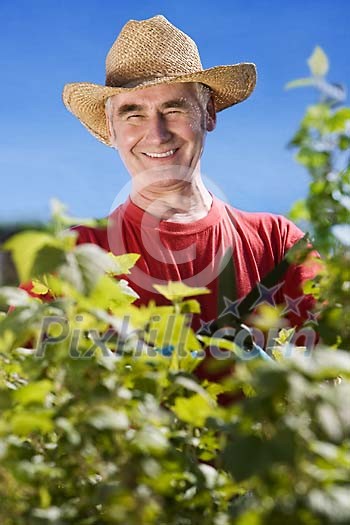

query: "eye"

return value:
[126, 114, 144, 121]
[165, 109, 182, 117]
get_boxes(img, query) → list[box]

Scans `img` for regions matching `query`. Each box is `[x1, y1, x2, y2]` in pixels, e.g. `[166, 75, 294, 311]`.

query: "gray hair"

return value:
[194, 83, 212, 106]
[105, 96, 114, 121]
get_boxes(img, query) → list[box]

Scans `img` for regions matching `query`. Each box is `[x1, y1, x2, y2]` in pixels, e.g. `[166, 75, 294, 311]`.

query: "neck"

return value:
[130, 171, 212, 223]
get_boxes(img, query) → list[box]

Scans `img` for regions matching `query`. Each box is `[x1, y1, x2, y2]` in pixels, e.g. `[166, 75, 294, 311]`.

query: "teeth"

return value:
[145, 149, 176, 158]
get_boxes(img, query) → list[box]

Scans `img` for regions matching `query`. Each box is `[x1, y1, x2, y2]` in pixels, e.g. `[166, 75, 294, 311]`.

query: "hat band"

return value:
[107, 72, 203, 89]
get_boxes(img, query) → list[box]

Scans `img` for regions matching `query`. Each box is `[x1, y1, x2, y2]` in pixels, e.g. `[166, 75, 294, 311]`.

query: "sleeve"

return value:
[277, 217, 322, 330]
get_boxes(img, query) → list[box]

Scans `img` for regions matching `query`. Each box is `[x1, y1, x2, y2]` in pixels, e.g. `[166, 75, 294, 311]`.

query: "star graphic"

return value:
[251, 282, 284, 310]
[282, 294, 304, 316]
[196, 318, 214, 335]
[219, 296, 242, 319]
[306, 310, 320, 325]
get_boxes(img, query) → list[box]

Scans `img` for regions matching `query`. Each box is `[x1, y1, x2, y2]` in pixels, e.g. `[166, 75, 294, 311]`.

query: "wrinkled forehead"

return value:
[107, 82, 201, 111]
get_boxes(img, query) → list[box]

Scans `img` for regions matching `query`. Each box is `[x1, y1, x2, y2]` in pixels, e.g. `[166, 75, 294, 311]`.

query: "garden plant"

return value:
[0, 47, 349, 524]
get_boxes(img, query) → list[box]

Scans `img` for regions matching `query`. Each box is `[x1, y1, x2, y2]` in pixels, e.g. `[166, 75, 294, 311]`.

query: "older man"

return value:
[63, 15, 318, 336]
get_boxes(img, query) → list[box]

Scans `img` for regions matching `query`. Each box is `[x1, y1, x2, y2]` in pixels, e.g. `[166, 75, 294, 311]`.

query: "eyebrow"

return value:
[115, 98, 191, 118]
[116, 104, 144, 117]
[161, 99, 190, 110]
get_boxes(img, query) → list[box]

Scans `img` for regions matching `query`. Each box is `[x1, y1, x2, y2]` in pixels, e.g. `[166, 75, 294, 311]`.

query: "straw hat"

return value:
[63, 15, 257, 146]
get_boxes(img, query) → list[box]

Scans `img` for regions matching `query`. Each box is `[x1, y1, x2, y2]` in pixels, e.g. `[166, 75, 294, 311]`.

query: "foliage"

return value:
[287, 46, 350, 348]
[0, 225, 239, 524]
[0, 47, 349, 524]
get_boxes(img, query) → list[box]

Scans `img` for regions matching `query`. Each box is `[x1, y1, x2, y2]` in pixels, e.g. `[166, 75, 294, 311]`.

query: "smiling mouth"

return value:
[143, 149, 178, 158]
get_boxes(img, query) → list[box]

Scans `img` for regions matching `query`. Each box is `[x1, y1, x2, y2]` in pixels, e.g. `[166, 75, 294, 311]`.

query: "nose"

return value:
[144, 113, 172, 145]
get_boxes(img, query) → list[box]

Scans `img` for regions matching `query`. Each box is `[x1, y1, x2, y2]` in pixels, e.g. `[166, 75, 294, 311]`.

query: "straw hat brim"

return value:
[63, 63, 257, 146]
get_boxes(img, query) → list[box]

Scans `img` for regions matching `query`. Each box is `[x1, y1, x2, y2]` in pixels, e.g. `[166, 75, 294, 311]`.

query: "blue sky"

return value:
[1, 0, 349, 223]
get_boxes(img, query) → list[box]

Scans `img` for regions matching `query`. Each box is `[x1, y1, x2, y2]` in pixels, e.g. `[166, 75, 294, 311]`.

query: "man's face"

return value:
[105, 82, 216, 182]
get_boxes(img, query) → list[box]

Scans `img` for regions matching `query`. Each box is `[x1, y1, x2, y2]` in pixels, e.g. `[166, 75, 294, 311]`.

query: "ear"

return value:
[205, 96, 216, 132]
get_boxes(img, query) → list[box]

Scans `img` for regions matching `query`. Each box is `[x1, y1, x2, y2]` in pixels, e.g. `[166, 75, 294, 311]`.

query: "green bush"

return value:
[0, 48, 349, 524]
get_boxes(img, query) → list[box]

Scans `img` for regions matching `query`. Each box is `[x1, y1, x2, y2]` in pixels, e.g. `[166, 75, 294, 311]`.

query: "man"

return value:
[63, 15, 318, 341]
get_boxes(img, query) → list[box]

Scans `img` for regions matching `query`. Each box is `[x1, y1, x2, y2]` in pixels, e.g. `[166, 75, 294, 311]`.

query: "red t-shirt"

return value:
[73, 195, 318, 329]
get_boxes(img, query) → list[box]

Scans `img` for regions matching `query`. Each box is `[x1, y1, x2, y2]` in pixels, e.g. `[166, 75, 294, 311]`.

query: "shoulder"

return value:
[221, 201, 306, 250]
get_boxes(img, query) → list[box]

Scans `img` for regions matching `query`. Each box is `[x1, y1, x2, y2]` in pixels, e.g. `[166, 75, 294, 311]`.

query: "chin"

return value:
[136, 163, 194, 187]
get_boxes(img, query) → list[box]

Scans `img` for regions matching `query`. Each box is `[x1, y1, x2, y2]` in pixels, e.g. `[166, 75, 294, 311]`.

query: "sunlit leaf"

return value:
[88, 407, 129, 430]
[4, 231, 59, 282]
[307, 46, 329, 77]
[0, 287, 31, 307]
[316, 403, 343, 442]
[288, 199, 310, 222]
[13, 380, 53, 406]
[50, 198, 98, 228]
[327, 108, 350, 132]
[285, 77, 315, 90]
[172, 394, 215, 427]
[107, 253, 140, 275]
[249, 304, 286, 331]
[31, 245, 67, 278]
[31, 280, 49, 295]
[307, 487, 350, 521]
[153, 281, 210, 302]
[146, 313, 202, 351]
[10, 410, 54, 435]
[132, 425, 169, 455]
[180, 299, 201, 314]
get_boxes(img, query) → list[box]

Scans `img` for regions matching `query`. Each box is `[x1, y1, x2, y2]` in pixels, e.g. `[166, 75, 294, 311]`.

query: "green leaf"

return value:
[0, 286, 31, 307]
[50, 198, 97, 228]
[285, 77, 315, 90]
[56, 417, 81, 445]
[296, 148, 329, 169]
[10, 410, 54, 435]
[3, 231, 58, 282]
[31, 279, 50, 295]
[74, 244, 118, 286]
[147, 312, 202, 351]
[288, 199, 310, 222]
[316, 403, 343, 442]
[222, 435, 267, 482]
[88, 407, 129, 430]
[172, 394, 215, 427]
[32, 507, 62, 521]
[327, 108, 350, 132]
[62, 245, 140, 297]
[293, 348, 350, 380]
[180, 299, 201, 314]
[89, 275, 139, 308]
[132, 425, 169, 454]
[31, 245, 67, 278]
[307, 46, 329, 77]
[153, 281, 210, 302]
[303, 103, 331, 128]
[308, 487, 350, 522]
[58, 245, 115, 295]
[0, 303, 43, 349]
[197, 335, 240, 356]
[174, 376, 212, 401]
[108, 253, 140, 275]
[13, 380, 53, 406]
